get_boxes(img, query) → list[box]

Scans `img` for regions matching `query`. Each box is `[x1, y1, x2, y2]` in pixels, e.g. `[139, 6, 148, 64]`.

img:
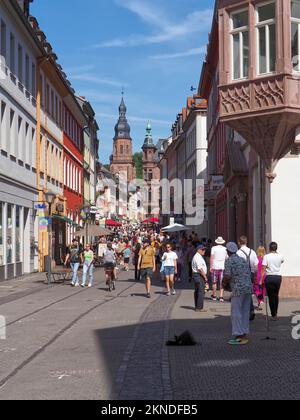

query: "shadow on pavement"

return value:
[94, 309, 300, 401]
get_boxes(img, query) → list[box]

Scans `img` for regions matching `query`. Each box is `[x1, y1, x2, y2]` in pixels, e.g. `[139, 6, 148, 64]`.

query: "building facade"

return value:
[0, 0, 40, 280]
[141, 122, 160, 219]
[1, 0, 99, 277]
[77, 96, 99, 210]
[159, 97, 208, 236]
[200, 0, 300, 297]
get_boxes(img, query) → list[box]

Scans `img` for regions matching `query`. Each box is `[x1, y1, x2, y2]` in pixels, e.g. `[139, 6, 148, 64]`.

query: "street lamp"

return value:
[83, 203, 91, 244]
[44, 191, 56, 285]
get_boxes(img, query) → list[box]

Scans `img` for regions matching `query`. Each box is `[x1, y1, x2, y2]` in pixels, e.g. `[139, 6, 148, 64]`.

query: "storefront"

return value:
[0, 199, 37, 281]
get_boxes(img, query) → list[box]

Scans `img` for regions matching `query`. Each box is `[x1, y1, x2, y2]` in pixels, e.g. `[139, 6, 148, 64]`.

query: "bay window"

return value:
[230, 10, 249, 80]
[256, 2, 276, 75]
[291, 0, 300, 71]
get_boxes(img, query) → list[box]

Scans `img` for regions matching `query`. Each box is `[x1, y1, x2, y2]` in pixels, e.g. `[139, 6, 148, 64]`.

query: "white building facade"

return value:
[0, 0, 39, 280]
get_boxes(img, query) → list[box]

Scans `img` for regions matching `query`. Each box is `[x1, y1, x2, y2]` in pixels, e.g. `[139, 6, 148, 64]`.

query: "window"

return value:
[230, 10, 249, 80]
[256, 2, 276, 75]
[55, 95, 58, 123]
[25, 54, 29, 90]
[10, 33, 15, 73]
[18, 44, 23, 82]
[51, 90, 54, 118]
[7, 204, 13, 264]
[40, 74, 43, 106]
[46, 84, 50, 113]
[291, 0, 300, 71]
[0, 20, 7, 59]
[16, 206, 21, 263]
[31, 63, 36, 96]
[0, 203, 3, 266]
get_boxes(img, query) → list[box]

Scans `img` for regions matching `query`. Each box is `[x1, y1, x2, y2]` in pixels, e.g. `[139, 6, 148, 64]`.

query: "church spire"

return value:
[114, 96, 131, 141]
[143, 122, 156, 150]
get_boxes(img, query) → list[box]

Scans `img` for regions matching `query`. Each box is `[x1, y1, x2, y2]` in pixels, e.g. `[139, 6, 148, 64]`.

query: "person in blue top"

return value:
[123, 245, 132, 272]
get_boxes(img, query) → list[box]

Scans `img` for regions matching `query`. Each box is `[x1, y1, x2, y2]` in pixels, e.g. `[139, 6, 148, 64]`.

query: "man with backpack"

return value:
[237, 236, 259, 321]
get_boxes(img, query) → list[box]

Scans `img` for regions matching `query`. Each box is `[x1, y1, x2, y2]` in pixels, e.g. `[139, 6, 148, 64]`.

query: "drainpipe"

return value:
[259, 157, 266, 247]
[36, 59, 44, 272]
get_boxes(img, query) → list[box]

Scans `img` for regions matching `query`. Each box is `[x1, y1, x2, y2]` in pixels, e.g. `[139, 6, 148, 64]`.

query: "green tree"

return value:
[133, 152, 143, 179]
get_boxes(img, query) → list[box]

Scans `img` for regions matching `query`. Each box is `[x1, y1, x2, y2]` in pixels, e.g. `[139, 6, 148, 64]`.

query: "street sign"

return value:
[35, 204, 47, 210]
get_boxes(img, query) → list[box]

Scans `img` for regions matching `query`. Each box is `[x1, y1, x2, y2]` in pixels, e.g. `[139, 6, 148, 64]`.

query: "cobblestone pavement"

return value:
[0, 270, 299, 400]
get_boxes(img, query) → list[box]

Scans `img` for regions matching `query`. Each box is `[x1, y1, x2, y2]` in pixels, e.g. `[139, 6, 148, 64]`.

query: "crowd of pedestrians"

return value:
[64, 225, 284, 346]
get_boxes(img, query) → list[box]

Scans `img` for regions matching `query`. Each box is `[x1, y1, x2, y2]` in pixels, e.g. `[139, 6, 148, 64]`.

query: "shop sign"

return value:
[39, 217, 49, 232]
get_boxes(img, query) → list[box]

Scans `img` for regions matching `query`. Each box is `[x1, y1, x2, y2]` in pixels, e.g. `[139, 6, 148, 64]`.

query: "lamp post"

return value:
[83, 203, 91, 245]
[44, 191, 56, 285]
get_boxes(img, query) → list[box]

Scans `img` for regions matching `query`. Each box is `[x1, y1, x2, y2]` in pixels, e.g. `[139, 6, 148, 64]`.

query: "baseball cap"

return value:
[226, 242, 238, 254]
[197, 244, 206, 251]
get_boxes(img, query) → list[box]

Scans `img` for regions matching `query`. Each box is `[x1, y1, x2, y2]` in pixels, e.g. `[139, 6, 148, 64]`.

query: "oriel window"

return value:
[256, 2, 276, 75]
[230, 10, 249, 80]
[291, 0, 300, 71]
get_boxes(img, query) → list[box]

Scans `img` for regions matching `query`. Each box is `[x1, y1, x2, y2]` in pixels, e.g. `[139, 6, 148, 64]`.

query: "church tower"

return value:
[142, 122, 160, 183]
[110, 97, 136, 183]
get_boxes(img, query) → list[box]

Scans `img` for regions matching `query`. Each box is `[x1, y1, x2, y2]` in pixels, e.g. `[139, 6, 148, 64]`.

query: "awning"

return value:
[52, 215, 80, 228]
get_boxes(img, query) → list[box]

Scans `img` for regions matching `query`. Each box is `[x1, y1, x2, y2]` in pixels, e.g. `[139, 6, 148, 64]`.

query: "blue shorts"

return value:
[164, 267, 175, 276]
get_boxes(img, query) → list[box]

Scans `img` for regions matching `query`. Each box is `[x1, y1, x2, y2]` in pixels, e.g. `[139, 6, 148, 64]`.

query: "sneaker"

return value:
[211, 296, 217, 302]
[147, 293, 151, 299]
[228, 338, 249, 346]
[219, 297, 224, 303]
[166, 291, 171, 297]
[74, 284, 80, 288]
[81, 284, 85, 288]
[171, 289, 176, 296]
[271, 316, 279, 322]
[88, 284, 92, 288]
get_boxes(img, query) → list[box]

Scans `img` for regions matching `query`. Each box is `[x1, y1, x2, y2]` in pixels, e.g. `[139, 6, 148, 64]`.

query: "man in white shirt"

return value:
[260, 242, 284, 321]
[192, 244, 208, 312]
[237, 236, 259, 321]
[237, 236, 259, 275]
[210, 237, 228, 302]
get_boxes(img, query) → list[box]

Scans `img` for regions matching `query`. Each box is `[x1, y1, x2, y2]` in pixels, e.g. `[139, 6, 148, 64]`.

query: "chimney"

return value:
[16, 0, 33, 18]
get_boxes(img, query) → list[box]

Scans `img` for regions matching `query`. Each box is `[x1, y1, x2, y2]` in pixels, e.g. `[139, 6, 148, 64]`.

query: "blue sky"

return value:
[31, 0, 214, 163]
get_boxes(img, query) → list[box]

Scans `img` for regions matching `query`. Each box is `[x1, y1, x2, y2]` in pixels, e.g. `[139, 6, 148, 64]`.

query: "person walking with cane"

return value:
[81, 244, 95, 288]
[223, 242, 253, 345]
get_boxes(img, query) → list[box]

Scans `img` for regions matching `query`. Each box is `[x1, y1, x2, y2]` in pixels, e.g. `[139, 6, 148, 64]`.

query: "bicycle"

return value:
[105, 264, 116, 292]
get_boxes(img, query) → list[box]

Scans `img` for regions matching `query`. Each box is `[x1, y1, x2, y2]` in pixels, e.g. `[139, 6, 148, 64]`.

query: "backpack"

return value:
[104, 250, 116, 266]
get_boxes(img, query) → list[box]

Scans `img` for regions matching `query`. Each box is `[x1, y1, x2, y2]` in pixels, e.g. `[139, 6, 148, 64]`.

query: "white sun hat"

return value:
[215, 237, 226, 245]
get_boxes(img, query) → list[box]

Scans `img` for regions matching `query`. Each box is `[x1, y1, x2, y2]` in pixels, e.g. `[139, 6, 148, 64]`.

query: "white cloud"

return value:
[93, 2, 213, 49]
[115, 0, 167, 28]
[71, 73, 126, 88]
[151, 46, 207, 60]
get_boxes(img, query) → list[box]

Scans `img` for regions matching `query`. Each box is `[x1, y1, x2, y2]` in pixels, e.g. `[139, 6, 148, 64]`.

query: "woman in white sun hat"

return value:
[210, 237, 228, 302]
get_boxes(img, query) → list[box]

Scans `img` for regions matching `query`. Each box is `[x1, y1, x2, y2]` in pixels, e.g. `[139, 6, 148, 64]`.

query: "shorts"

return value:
[140, 268, 154, 281]
[212, 270, 224, 284]
[164, 266, 175, 276]
[124, 258, 130, 264]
